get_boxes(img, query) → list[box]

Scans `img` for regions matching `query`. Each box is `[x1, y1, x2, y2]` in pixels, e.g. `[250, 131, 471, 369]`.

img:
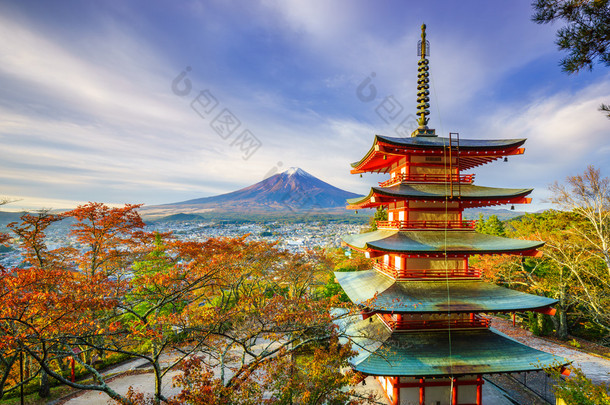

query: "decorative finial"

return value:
[416, 23, 431, 129]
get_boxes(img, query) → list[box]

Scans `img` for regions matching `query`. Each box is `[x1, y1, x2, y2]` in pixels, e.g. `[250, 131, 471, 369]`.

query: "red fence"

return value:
[376, 220, 476, 230]
[379, 173, 475, 187]
[381, 313, 490, 330]
[373, 262, 481, 279]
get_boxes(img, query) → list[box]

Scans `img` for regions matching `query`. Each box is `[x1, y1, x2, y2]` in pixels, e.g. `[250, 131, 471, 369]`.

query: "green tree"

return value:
[532, 0, 610, 117]
[533, 0, 610, 73]
[368, 206, 388, 231]
[475, 214, 506, 236]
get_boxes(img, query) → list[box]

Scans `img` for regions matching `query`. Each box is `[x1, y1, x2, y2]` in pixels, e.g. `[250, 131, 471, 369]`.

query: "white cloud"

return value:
[471, 76, 610, 211]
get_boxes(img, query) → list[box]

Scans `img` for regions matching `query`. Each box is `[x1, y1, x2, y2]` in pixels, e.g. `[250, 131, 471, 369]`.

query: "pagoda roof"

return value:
[335, 270, 557, 313]
[351, 135, 526, 173]
[343, 230, 544, 255]
[339, 315, 568, 377]
[347, 184, 532, 209]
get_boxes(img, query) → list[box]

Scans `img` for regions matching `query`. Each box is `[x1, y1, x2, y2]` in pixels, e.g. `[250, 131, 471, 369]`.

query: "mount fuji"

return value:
[141, 167, 360, 217]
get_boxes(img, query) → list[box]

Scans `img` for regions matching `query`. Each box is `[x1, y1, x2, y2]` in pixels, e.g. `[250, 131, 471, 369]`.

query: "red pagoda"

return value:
[337, 24, 568, 405]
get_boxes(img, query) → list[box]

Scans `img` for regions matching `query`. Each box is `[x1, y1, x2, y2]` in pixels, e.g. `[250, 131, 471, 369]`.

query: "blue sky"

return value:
[1, 0, 608, 212]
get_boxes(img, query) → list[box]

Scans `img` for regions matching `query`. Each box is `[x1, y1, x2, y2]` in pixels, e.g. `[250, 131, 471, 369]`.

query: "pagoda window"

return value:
[408, 201, 460, 210]
[411, 155, 457, 166]
[383, 254, 390, 266]
[406, 257, 464, 271]
[398, 210, 405, 221]
[408, 211, 460, 222]
[388, 211, 394, 221]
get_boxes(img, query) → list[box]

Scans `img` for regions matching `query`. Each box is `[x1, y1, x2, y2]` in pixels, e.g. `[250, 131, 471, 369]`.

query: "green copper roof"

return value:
[335, 270, 557, 313]
[339, 315, 568, 376]
[342, 230, 544, 254]
[347, 184, 532, 206]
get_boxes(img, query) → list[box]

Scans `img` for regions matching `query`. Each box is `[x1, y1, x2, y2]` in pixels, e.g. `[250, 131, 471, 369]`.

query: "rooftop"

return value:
[339, 315, 568, 377]
[342, 229, 544, 255]
[347, 183, 533, 209]
[351, 135, 526, 173]
[335, 270, 557, 313]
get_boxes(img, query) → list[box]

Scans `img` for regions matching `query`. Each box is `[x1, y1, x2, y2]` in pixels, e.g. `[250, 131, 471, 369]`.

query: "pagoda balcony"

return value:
[376, 219, 477, 230]
[380, 313, 491, 331]
[378, 173, 475, 187]
[374, 262, 482, 279]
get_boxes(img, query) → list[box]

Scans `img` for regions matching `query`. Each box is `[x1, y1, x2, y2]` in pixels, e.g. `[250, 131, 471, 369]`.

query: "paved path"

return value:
[60, 354, 181, 405]
[489, 315, 610, 385]
[61, 371, 181, 405]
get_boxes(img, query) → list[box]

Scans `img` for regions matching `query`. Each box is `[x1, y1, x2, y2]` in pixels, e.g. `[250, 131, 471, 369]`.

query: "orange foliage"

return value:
[1, 203, 365, 404]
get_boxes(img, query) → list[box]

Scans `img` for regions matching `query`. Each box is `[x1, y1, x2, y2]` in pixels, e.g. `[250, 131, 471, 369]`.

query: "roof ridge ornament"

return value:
[413, 23, 437, 137]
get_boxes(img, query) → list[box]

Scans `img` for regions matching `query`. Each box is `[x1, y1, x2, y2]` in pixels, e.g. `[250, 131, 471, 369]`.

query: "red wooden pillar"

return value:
[392, 377, 399, 405]
[70, 356, 75, 382]
[476, 374, 483, 405]
[512, 312, 516, 327]
[451, 378, 458, 405]
[419, 377, 425, 405]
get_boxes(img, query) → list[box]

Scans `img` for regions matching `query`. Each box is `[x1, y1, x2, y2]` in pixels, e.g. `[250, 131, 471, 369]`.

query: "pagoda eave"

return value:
[337, 315, 568, 377]
[343, 230, 544, 256]
[350, 136, 526, 173]
[346, 196, 532, 210]
[346, 244, 541, 258]
[335, 270, 558, 313]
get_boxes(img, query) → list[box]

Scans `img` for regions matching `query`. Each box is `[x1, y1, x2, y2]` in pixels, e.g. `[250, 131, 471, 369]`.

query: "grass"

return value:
[0, 353, 134, 405]
[0, 385, 74, 405]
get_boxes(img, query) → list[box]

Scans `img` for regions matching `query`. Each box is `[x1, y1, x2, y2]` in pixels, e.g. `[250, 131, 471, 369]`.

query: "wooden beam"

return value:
[533, 307, 557, 316]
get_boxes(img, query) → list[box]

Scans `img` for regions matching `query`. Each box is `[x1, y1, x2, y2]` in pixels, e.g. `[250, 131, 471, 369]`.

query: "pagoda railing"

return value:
[376, 220, 476, 230]
[378, 173, 475, 187]
[374, 262, 482, 279]
[380, 313, 490, 331]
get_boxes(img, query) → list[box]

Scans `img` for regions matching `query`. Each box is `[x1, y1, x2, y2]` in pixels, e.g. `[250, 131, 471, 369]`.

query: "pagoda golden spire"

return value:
[416, 23, 431, 128]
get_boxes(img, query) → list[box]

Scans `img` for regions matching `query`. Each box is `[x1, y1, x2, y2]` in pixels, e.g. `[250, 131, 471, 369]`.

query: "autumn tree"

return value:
[475, 167, 610, 340]
[0, 206, 147, 402]
[508, 210, 585, 338]
[1, 210, 66, 398]
[169, 335, 374, 405]
[546, 166, 610, 333]
[1, 203, 377, 404]
[162, 243, 377, 404]
[548, 364, 610, 405]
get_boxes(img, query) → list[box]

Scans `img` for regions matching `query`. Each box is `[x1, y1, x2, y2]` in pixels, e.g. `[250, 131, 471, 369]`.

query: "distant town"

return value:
[0, 219, 367, 269]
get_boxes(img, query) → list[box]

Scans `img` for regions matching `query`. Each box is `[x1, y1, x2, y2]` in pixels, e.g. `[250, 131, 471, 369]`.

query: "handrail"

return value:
[376, 220, 476, 230]
[379, 173, 474, 187]
[373, 262, 482, 279]
[380, 313, 490, 330]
